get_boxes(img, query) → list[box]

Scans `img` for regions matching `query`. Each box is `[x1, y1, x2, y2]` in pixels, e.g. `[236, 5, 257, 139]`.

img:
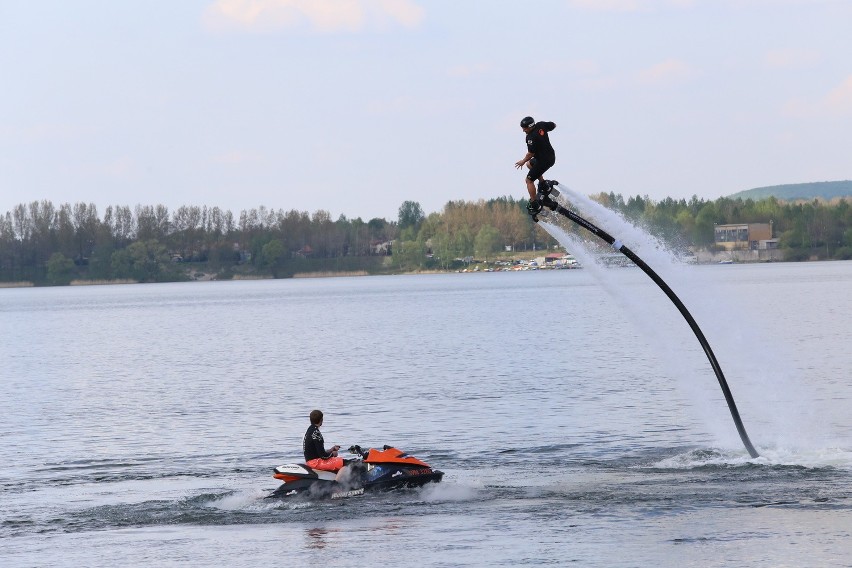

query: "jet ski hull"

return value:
[268, 446, 443, 499]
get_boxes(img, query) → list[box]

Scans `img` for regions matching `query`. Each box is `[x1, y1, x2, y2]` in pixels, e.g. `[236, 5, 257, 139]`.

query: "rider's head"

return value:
[309, 409, 324, 426]
[520, 116, 535, 130]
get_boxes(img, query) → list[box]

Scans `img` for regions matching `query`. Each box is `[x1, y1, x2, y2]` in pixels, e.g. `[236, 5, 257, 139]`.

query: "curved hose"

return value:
[544, 188, 759, 458]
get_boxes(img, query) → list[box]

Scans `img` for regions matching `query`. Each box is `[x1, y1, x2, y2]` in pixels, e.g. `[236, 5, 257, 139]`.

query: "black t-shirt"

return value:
[525, 121, 556, 164]
[303, 424, 328, 461]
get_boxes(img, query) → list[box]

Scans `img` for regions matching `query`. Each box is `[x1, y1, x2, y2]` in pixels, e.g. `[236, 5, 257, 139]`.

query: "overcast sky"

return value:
[2, 0, 851, 222]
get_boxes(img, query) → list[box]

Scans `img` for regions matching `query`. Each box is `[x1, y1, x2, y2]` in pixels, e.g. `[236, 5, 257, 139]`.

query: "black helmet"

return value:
[520, 116, 535, 128]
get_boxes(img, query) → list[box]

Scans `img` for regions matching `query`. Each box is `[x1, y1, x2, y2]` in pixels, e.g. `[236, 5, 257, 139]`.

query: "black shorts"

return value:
[526, 157, 554, 182]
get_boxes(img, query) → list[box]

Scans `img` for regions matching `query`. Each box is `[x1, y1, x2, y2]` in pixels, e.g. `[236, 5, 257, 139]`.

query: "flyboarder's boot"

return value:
[537, 180, 559, 211]
[526, 199, 543, 222]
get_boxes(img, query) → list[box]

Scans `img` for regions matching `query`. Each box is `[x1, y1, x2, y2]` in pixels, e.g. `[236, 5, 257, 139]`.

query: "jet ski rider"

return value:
[303, 409, 343, 471]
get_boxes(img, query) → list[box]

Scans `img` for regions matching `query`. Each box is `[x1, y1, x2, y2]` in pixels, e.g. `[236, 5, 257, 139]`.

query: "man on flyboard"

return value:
[514, 116, 557, 217]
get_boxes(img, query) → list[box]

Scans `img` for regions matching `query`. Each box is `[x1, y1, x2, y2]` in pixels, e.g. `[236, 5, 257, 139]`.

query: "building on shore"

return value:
[714, 222, 778, 251]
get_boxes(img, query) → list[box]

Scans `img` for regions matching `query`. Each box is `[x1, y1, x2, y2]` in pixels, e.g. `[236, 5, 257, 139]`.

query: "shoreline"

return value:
[2, 257, 849, 289]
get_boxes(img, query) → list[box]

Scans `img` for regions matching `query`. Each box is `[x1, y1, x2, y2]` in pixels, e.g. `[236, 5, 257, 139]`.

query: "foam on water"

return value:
[650, 445, 852, 470]
[209, 489, 276, 511]
[418, 481, 481, 503]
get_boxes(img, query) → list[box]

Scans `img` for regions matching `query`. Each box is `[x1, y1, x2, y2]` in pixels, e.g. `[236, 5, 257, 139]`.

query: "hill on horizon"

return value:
[728, 180, 852, 201]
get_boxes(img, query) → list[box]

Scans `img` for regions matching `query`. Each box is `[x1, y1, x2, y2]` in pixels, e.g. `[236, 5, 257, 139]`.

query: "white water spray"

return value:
[537, 183, 826, 455]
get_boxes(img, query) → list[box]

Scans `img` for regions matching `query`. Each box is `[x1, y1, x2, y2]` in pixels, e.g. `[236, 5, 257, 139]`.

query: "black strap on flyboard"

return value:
[537, 185, 760, 458]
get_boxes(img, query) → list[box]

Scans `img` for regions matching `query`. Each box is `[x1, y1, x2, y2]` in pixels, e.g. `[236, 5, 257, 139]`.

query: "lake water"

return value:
[1, 261, 851, 567]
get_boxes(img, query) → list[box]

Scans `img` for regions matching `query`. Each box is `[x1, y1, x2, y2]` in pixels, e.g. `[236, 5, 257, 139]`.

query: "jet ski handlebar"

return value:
[347, 444, 397, 458]
[348, 444, 370, 458]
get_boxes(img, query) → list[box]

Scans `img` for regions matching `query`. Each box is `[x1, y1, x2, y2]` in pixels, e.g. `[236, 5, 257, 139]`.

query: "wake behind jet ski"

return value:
[268, 445, 443, 499]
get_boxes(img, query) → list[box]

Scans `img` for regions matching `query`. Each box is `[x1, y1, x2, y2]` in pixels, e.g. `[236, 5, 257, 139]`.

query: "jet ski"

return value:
[269, 445, 443, 499]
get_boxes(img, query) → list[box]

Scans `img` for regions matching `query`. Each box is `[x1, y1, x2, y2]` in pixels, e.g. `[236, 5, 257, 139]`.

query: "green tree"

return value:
[46, 252, 75, 285]
[453, 227, 474, 259]
[693, 203, 718, 248]
[474, 225, 501, 260]
[398, 200, 425, 231]
[260, 239, 287, 277]
[429, 231, 452, 269]
[88, 243, 117, 280]
[111, 240, 173, 282]
[393, 239, 424, 271]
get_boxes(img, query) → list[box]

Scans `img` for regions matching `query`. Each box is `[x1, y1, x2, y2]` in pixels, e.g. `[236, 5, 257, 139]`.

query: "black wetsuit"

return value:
[303, 424, 329, 462]
[525, 121, 556, 181]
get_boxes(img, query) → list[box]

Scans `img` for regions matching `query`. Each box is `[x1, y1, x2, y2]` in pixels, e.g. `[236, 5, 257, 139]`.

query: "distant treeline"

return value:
[592, 193, 852, 261]
[0, 198, 550, 284]
[1, 193, 850, 285]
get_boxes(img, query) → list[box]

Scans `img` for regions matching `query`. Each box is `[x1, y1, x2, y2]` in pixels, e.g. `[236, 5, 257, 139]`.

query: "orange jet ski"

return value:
[269, 445, 443, 499]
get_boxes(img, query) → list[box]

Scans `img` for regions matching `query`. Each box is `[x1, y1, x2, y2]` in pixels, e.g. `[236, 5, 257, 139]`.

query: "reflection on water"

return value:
[306, 527, 336, 549]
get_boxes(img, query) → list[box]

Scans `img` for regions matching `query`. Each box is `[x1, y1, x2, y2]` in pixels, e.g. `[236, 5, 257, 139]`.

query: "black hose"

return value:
[543, 189, 759, 458]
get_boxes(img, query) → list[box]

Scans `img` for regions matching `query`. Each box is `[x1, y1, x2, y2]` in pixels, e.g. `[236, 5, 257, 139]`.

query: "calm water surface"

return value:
[1, 262, 851, 567]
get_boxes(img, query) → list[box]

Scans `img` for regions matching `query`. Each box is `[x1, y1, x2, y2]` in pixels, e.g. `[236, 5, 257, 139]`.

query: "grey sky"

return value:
[2, 0, 851, 222]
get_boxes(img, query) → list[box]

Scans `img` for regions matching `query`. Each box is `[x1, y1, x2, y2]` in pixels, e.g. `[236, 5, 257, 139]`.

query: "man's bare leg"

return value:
[526, 178, 537, 201]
